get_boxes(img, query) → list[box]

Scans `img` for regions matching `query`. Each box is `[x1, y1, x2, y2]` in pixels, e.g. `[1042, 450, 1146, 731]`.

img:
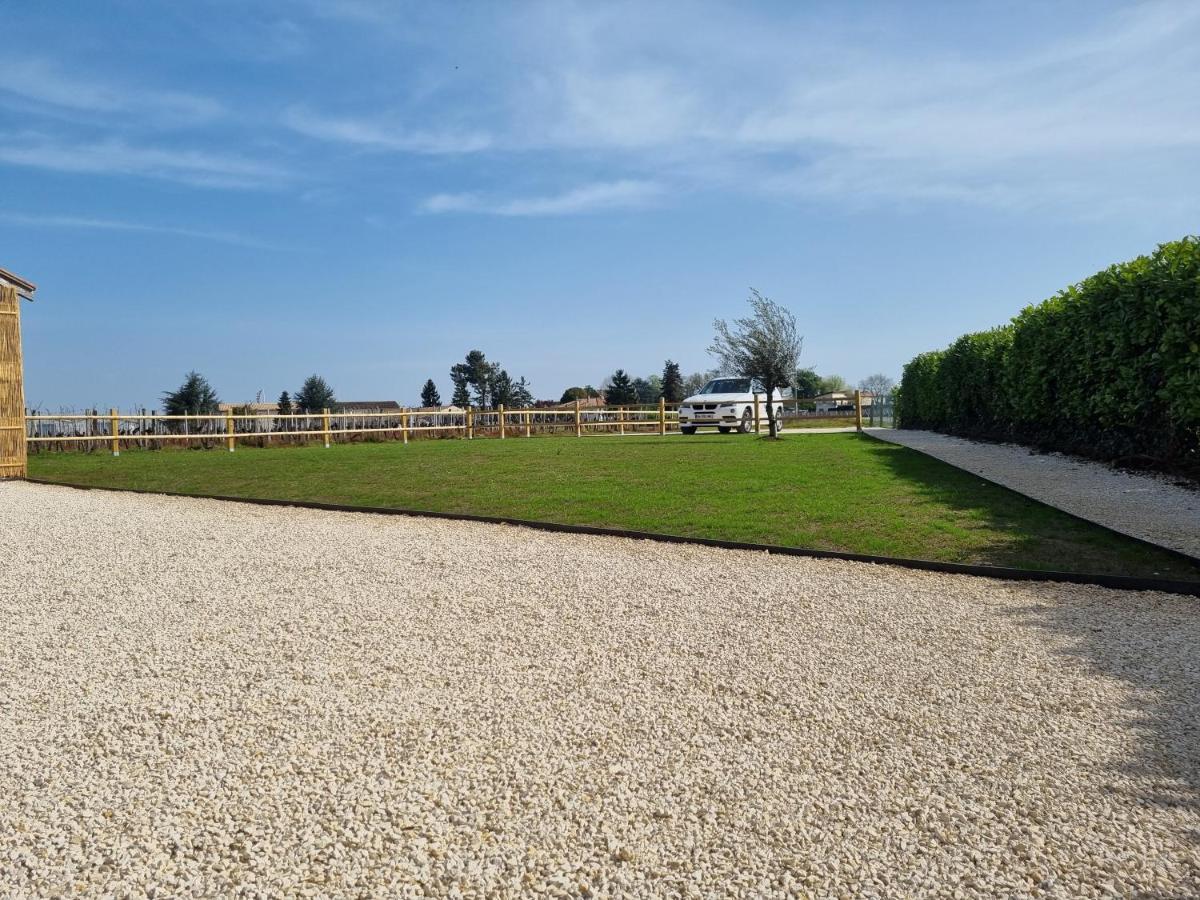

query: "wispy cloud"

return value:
[0, 134, 289, 189]
[491, 0, 1200, 214]
[0, 212, 290, 250]
[0, 57, 222, 126]
[422, 180, 662, 216]
[283, 105, 492, 154]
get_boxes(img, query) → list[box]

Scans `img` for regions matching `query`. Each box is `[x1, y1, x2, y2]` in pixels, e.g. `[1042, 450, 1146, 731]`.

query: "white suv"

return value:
[678, 378, 784, 434]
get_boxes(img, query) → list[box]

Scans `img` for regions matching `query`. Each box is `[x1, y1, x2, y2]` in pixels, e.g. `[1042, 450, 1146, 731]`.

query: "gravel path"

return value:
[873, 429, 1200, 561]
[2, 481, 1198, 898]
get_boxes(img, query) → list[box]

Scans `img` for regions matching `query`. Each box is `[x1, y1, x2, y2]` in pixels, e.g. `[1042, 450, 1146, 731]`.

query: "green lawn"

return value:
[28, 433, 1200, 580]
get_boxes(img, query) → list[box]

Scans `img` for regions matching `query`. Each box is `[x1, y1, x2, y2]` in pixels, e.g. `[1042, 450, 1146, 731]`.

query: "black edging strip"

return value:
[25, 477, 1200, 597]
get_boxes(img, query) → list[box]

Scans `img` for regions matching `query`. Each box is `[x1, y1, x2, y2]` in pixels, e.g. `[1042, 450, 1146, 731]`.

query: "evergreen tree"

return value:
[275, 390, 293, 431]
[420, 379, 441, 407]
[605, 369, 638, 405]
[451, 350, 499, 408]
[295, 374, 336, 413]
[511, 377, 534, 408]
[162, 371, 219, 416]
[450, 368, 471, 407]
[492, 369, 515, 408]
[661, 360, 684, 403]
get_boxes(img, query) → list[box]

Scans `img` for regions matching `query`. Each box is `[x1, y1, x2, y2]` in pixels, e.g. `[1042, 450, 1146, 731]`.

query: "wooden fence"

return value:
[25, 395, 878, 455]
[26, 400, 681, 454]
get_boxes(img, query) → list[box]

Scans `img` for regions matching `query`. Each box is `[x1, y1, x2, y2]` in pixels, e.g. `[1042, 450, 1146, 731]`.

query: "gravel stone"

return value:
[874, 429, 1200, 560]
[1, 480, 1198, 898]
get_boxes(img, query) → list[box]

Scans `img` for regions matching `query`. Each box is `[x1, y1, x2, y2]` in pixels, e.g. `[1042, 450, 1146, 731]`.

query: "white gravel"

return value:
[873, 429, 1200, 561]
[2, 481, 1199, 898]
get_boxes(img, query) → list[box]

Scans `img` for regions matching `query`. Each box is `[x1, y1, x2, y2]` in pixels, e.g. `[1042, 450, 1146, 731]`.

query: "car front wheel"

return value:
[738, 409, 754, 434]
[681, 425, 697, 435]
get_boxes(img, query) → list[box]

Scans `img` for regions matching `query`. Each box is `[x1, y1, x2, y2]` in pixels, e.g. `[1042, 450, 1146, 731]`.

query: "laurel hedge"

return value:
[897, 237, 1200, 476]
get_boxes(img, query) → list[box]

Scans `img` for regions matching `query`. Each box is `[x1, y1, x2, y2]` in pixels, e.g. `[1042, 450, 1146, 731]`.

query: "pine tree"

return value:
[162, 371, 220, 416]
[275, 390, 294, 431]
[295, 374, 336, 413]
[661, 360, 684, 403]
[605, 369, 638, 405]
[451, 350, 498, 408]
[510, 377, 534, 408]
[450, 368, 471, 407]
[492, 369, 515, 408]
[420, 379, 441, 407]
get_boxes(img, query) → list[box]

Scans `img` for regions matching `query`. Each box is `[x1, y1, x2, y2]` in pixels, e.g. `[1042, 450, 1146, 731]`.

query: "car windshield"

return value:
[699, 378, 752, 394]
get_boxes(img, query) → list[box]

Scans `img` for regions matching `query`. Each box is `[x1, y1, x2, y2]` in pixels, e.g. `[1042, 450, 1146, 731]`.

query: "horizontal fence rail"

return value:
[25, 398, 885, 454]
[26, 402, 686, 454]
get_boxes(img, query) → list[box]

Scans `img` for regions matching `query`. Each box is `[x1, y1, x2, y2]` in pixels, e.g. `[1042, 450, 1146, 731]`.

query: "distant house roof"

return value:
[554, 396, 606, 409]
[0, 267, 37, 298]
[218, 402, 277, 413]
[336, 400, 402, 412]
[813, 390, 874, 402]
[413, 405, 464, 413]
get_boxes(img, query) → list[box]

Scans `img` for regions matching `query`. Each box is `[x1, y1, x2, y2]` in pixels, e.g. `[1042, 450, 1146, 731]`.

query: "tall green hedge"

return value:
[897, 237, 1200, 475]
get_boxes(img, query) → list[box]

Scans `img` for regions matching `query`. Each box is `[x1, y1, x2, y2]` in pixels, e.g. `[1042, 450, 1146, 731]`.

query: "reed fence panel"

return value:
[0, 285, 26, 478]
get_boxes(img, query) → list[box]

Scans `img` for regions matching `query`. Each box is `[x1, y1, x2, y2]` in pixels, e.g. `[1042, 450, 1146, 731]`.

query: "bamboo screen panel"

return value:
[0, 283, 26, 478]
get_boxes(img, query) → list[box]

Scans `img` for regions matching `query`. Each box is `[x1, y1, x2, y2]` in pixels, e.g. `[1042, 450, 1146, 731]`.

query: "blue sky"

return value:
[3, 0, 1198, 409]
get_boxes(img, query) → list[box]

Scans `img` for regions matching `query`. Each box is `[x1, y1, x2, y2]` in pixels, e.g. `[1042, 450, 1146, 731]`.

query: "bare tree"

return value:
[859, 373, 895, 425]
[708, 289, 802, 438]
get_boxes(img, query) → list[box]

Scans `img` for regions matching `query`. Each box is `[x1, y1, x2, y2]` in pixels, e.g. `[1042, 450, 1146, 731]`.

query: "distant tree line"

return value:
[160, 349, 881, 428]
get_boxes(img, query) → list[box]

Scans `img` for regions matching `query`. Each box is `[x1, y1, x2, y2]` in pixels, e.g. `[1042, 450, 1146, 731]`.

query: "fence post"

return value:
[855, 390, 863, 432]
[226, 408, 235, 452]
[109, 408, 119, 457]
[754, 395, 761, 435]
[467, 405, 474, 440]
[498, 404, 505, 440]
[322, 407, 331, 448]
[402, 410, 408, 445]
[575, 399, 582, 437]
[658, 397, 666, 436]
[525, 410, 531, 438]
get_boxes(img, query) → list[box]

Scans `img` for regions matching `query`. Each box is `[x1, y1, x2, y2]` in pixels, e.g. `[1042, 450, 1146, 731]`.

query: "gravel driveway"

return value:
[2, 481, 1198, 898]
[872, 429, 1200, 561]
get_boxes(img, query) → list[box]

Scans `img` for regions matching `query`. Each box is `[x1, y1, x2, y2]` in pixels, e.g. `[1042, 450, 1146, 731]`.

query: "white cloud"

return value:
[422, 180, 662, 216]
[0, 57, 223, 125]
[0, 212, 290, 250]
[283, 105, 492, 154]
[489, 0, 1200, 214]
[0, 134, 289, 189]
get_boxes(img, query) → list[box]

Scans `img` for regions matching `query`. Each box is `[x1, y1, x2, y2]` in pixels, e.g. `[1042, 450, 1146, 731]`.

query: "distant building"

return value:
[813, 391, 874, 413]
[218, 400, 403, 415]
[218, 402, 277, 415]
[335, 401, 402, 413]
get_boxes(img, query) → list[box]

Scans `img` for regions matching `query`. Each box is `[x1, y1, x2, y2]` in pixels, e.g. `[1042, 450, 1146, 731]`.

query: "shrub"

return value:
[897, 237, 1200, 476]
